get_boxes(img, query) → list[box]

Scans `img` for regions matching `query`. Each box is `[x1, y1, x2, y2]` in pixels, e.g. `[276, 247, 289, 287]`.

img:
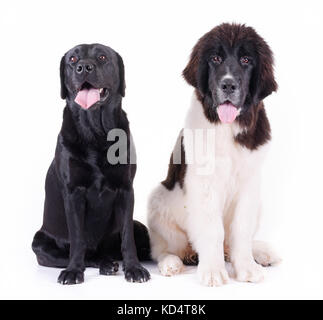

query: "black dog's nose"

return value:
[76, 63, 95, 74]
[220, 78, 238, 94]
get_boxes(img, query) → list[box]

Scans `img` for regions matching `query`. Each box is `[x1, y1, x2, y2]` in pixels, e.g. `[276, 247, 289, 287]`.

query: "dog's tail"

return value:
[134, 220, 151, 261]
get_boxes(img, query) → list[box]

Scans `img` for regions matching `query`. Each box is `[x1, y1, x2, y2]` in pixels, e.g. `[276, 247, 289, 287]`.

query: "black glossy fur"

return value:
[32, 44, 150, 285]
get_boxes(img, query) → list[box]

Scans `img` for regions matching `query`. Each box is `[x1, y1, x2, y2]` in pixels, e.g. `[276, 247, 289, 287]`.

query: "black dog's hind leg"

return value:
[116, 188, 150, 283]
[32, 231, 70, 267]
[58, 187, 87, 285]
[32, 230, 102, 268]
[133, 220, 151, 261]
[99, 257, 119, 275]
[96, 234, 120, 275]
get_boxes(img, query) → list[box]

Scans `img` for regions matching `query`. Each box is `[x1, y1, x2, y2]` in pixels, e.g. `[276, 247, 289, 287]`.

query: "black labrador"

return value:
[32, 44, 150, 284]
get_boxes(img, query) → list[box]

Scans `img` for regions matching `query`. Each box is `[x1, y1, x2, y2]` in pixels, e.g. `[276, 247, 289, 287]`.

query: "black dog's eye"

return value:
[240, 56, 251, 65]
[70, 56, 78, 63]
[212, 55, 222, 64]
[99, 55, 107, 61]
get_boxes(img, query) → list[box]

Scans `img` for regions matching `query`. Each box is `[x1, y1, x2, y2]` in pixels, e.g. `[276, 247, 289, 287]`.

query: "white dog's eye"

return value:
[240, 56, 250, 65]
[212, 55, 222, 64]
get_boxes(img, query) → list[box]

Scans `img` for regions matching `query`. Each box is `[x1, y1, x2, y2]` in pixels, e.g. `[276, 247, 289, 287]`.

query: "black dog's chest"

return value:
[80, 146, 125, 188]
[83, 181, 118, 246]
[82, 159, 130, 244]
[56, 123, 133, 247]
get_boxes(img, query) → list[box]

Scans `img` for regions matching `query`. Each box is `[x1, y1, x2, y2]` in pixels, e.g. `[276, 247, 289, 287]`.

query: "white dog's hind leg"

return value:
[148, 184, 187, 276]
[158, 254, 184, 276]
[253, 241, 282, 267]
[149, 226, 187, 276]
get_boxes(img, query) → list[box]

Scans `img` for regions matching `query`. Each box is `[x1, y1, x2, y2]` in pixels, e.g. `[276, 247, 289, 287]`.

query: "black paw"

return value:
[99, 261, 119, 275]
[124, 264, 150, 283]
[57, 269, 84, 285]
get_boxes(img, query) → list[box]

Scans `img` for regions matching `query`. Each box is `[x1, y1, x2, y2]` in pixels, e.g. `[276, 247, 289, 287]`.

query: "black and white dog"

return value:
[148, 24, 281, 286]
[32, 44, 150, 284]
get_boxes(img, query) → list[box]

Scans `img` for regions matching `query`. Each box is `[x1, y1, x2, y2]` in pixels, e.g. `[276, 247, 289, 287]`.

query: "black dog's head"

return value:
[183, 23, 277, 123]
[60, 44, 125, 110]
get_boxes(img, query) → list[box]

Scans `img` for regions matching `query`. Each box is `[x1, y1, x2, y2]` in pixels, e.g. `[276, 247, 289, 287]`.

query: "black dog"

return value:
[32, 44, 150, 285]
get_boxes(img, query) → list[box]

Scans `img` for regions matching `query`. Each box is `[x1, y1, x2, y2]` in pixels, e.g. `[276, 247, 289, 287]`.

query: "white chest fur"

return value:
[147, 94, 280, 287]
[183, 94, 268, 214]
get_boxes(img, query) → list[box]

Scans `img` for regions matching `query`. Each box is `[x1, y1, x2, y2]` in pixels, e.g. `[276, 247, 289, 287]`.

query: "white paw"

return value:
[234, 260, 265, 283]
[197, 263, 229, 287]
[158, 255, 184, 276]
[253, 241, 282, 267]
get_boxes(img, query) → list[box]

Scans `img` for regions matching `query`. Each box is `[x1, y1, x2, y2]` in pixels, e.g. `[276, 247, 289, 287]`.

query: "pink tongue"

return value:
[217, 103, 238, 124]
[75, 88, 100, 109]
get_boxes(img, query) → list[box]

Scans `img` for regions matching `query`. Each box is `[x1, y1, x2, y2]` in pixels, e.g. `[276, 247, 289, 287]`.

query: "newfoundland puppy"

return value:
[148, 23, 281, 286]
[32, 44, 150, 285]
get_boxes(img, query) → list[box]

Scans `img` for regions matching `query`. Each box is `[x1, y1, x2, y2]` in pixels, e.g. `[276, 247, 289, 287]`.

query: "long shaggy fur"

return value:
[148, 23, 281, 286]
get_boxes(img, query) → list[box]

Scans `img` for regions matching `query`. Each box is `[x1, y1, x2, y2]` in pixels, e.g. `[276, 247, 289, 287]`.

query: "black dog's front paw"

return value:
[124, 264, 150, 283]
[58, 269, 84, 285]
[99, 261, 119, 275]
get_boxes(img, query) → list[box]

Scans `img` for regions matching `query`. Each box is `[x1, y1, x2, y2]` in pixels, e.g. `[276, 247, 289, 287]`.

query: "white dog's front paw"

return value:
[158, 254, 184, 276]
[197, 263, 229, 287]
[253, 241, 282, 267]
[234, 260, 264, 283]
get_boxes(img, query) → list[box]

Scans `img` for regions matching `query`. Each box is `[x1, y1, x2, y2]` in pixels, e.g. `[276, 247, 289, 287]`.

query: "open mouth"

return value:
[217, 101, 239, 124]
[75, 82, 109, 110]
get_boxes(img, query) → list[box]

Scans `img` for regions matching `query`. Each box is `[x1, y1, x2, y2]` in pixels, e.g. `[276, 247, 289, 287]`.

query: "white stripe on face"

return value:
[222, 67, 234, 80]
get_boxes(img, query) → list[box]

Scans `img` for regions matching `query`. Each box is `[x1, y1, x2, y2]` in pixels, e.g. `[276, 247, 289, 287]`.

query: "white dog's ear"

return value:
[255, 53, 278, 102]
[183, 43, 200, 88]
[60, 54, 68, 99]
[250, 37, 278, 103]
[182, 38, 210, 97]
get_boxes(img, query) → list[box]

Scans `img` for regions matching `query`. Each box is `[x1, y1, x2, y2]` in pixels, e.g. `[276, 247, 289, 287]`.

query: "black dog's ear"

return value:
[60, 54, 68, 99]
[116, 52, 126, 97]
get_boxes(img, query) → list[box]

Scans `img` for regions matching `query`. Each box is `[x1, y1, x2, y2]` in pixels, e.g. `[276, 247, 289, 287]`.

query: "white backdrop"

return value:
[0, 0, 322, 299]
